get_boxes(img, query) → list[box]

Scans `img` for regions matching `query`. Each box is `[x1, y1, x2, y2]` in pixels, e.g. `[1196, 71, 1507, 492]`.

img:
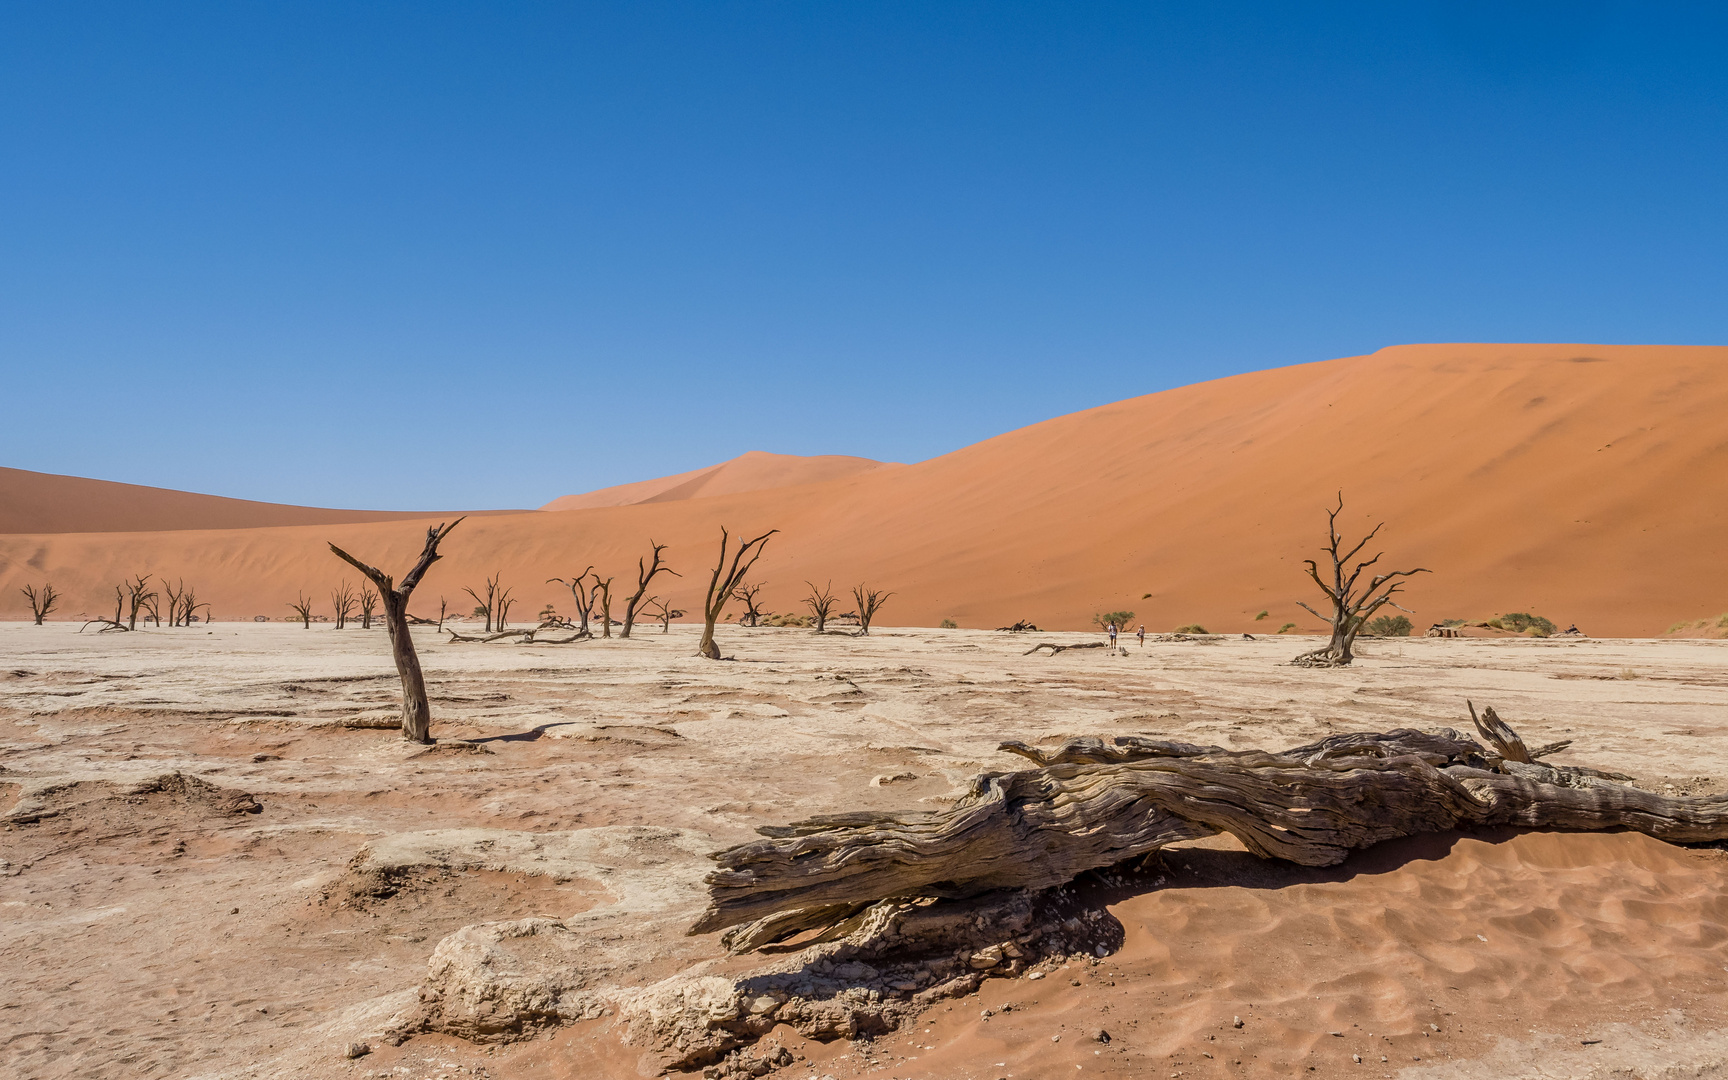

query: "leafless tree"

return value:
[328, 518, 464, 743]
[803, 580, 837, 632]
[463, 573, 507, 633]
[593, 576, 614, 638]
[495, 583, 516, 630]
[640, 596, 683, 633]
[331, 580, 357, 630]
[125, 575, 156, 631]
[359, 584, 379, 630]
[161, 579, 183, 627]
[1292, 493, 1429, 668]
[288, 592, 316, 628]
[437, 597, 447, 631]
[851, 584, 892, 636]
[21, 584, 58, 625]
[697, 527, 777, 659]
[548, 567, 596, 634]
[731, 581, 767, 627]
[621, 541, 679, 639]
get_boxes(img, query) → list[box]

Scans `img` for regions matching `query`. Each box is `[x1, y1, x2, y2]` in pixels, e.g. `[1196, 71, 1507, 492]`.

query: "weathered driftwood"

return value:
[443, 626, 591, 645]
[693, 713, 1728, 943]
[1022, 640, 1109, 656]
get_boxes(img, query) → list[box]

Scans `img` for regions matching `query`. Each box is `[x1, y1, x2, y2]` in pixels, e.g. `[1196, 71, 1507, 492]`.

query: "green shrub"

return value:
[1668, 621, 1691, 634]
[762, 613, 812, 628]
[1717, 613, 1728, 629]
[1485, 617, 1504, 630]
[1442, 618, 1467, 627]
[1254, 610, 1269, 621]
[1499, 612, 1556, 636]
[1277, 622, 1297, 634]
[938, 618, 958, 629]
[1094, 610, 1135, 629]
[1364, 614, 1412, 637]
[1173, 623, 1208, 634]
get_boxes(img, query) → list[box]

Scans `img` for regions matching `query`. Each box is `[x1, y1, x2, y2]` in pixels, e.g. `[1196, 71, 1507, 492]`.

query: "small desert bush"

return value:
[939, 618, 958, 629]
[1173, 623, 1208, 634]
[1442, 618, 1466, 627]
[1364, 614, 1412, 637]
[1141, 593, 1152, 599]
[1277, 622, 1297, 634]
[1094, 610, 1135, 629]
[1499, 612, 1556, 636]
[762, 613, 812, 628]
[1668, 621, 1692, 634]
[1254, 610, 1268, 621]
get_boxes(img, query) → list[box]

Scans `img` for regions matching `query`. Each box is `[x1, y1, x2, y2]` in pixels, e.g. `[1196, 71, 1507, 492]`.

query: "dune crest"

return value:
[539, 450, 896, 512]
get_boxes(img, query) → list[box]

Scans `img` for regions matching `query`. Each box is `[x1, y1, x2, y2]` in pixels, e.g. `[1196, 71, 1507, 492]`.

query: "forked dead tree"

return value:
[731, 581, 767, 627]
[162, 579, 183, 627]
[331, 580, 357, 630]
[803, 580, 837, 632]
[288, 592, 316, 629]
[621, 541, 679, 638]
[548, 567, 596, 634]
[359, 585, 379, 629]
[328, 518, 464, 743]
[697, 527, 777, 659]
[21, 583, 58, 625]
[641, 596, 683, 633]
[1292, 494, 1428, 667]
[593, 576, 614, 638]
[851, 584, 893, 636]
[495, 584, 515, 630]
[463, 573, 503, 633]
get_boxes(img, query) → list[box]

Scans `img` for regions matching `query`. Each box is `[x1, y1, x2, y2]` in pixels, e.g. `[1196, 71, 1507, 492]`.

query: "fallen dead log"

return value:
[692, 711, 1728, 944]
[996, 620, 1039, 632]
[1021, 640, 1109, 655]
[443, 627, 592, 645]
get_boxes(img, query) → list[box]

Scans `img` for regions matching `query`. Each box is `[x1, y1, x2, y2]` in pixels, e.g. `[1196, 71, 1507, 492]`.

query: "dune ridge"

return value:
[3, 343, 1726, 635]
[538, 450, 895, 511]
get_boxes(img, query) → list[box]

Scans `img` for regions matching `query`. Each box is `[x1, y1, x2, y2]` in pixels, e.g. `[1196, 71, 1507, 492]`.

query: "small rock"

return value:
[981, 1009, 994, 1018]
[344, 1042, 371, 1059]
[869, 772, 917, 787]
[1093, 1029, 1111, 1044]
[229, 907, 239, 914]
[1027, 971, 1045, 981]
[1070, 979, 1082, 986]
[1233, 1016, 1243, 1028]
[1050, 1035, 1060, 1043]
[1352, 1054, 1361, 1064]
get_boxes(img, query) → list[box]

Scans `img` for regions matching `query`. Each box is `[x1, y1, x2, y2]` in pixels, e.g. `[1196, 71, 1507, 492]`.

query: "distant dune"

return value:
[4, 344, 1727, 635]
[0, 466, 517, 534]
[539, 451, 896, 511]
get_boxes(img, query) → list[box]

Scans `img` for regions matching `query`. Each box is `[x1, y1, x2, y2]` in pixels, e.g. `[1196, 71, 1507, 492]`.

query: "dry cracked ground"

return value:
[3, 622, 1728, 1080]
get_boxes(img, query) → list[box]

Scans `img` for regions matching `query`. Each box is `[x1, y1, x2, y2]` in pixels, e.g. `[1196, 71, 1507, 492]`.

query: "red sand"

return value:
[4, 343, 1727, 635]
[540, 450, 895, 511]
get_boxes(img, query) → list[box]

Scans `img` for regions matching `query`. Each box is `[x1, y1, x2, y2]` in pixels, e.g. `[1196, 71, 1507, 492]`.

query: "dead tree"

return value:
[161, 579, 183, 627]
[125, 575, 155, 631]
[691, 707, 1728, 945]
[803, 581, 838, 632]
[288, 592, 316, 628]
[21, 584, 58, 625]
[621, 541, 679, 638]
[328, 518, 464, 744]
[850, 584, 892, 636]
[359, 585, 379, 629]
[641, 596, 683, 633]
[697, 527, 777, 659]
[335, 581, 360, 629]
[495, 583, 516, 630]
[548, 567, 596, 634]
[731, 581, 767, 627]
[1292, 494, 1428, 667]
[462, 573, 503, 633]
[593, 576, 613, 638]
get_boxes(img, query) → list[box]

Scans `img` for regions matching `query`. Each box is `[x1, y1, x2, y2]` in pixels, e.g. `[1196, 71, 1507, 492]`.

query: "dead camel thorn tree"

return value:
[641, 596, 683, 633]
[547, 567, 596, 634]
[288, 592, 316, 629]
[328, 518, 464, 744]
[697, 527, 777, 659]
[21, 583, 58, 625]
[331, 580, 357, 629]
[358, 585, 379, 629]
[851, 584, 893, 636]
[463, 573, 507, 633]
[593, 575, 614, 638]
[731, 581, 767, 627]
[1292, 493, 1428, 668]
[621, 540, 679, 639]
[803, 580, 838, 632]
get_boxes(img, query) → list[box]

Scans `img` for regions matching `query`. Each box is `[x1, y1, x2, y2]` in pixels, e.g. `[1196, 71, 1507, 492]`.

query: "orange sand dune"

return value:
[538, 450, 895, 511]
[4, 344, 1727, 635]
[0, 466, 521, 534]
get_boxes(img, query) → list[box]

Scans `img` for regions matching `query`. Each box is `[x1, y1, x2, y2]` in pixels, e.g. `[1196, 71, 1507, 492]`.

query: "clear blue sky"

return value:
[2, 2, 1725, 509]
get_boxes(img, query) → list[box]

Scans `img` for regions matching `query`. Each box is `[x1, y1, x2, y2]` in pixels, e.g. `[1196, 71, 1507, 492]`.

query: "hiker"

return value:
[1136, 623, 1145, 647]
[1107, 622, 1118, 647]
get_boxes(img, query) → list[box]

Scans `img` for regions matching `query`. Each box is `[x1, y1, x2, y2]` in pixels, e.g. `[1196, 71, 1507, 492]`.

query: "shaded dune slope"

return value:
[539, 450, 895, 511]
[3, 344, 1726, 635]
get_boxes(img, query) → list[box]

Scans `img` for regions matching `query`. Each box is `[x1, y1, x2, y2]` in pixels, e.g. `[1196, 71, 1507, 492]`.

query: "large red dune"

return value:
[4, 343, 1727, 636]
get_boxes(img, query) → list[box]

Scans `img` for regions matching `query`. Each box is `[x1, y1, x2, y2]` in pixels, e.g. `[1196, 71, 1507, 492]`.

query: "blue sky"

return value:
[2, 2, 1725, 509]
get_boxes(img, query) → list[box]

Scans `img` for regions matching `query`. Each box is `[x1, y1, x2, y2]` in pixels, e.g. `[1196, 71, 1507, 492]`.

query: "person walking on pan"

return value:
[1136, 623, 1146, 648]
[1107, 621, 1118, 648]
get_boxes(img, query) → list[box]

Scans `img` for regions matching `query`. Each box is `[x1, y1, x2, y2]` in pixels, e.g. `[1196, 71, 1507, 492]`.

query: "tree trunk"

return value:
[692, 719, 1728, 944]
